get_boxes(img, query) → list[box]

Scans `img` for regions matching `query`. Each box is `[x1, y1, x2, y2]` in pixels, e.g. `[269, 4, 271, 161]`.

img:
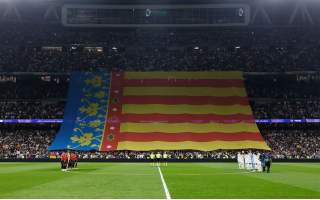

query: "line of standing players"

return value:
[237, 151, 272, 173]
[150, 152, 168, 166]
[60, 151, 78, 172]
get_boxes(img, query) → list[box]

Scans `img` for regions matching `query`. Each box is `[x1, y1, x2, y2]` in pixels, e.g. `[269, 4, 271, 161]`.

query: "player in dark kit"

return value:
[70, 152, 78, 169]
[60, 152, 68, 171]
[262, 152, 272, 173]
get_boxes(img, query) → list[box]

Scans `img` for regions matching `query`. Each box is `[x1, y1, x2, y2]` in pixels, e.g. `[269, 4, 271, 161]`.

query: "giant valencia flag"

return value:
[100, 71, 270, 151]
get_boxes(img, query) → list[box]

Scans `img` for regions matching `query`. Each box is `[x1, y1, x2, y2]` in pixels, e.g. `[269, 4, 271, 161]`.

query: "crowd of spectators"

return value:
[0, 76, 68, 99]
[0, 101, 64, 119]
[246, 75, 320, 99]
[2, 74, 320, 99]
[263, 129, 320, 159]
[0, 125, 58, 159]
[251, 100, 320, 119]
[0, 26, 320, 72]
[1, 124, 319, 160]
[1, 45, 320, 72]
[2, 99, 320, 120]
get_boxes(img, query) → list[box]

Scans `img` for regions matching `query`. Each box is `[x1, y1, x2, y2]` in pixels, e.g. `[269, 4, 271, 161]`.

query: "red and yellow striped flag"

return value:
[100, 71, 270, 151]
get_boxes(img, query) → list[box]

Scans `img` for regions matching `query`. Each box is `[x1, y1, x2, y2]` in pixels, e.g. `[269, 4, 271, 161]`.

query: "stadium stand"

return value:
[0, 72, 320, 159]
[0, 21, 319, 161]
[0, 26, 320, 72]
[2, 1, 320, 199]
[0, 101, 64, 119]
[2, 124, 319, 160]
[0, 125, 59, 159]
[260, 124, 320, 159]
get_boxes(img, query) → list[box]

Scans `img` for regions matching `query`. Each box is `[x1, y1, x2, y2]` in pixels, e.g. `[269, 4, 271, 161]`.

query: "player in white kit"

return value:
[244, 151, 251, 170]
[237, 152, 245, 169]
[255, 152, 263, 172]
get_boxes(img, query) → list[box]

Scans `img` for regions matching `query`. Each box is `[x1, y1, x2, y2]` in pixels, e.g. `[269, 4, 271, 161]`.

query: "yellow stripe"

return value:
[117, 141, 271, 151]
[120, 122, 259, 133]
[122, 104, 253, 115]
[123, 87, 246, 97]
[125, 71, 243, 80]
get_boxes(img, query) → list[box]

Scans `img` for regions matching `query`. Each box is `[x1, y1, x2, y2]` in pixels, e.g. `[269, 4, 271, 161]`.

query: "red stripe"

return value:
[120, 114, 255, 123]
[118, 132, 264, 142]
[122, 96, 249, 105]
[124, 79, 244, 87]
[100, 71, 123, 151]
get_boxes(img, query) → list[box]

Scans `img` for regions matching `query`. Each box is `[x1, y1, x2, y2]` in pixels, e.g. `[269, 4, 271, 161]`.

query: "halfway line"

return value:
[157, 166, 171, 199]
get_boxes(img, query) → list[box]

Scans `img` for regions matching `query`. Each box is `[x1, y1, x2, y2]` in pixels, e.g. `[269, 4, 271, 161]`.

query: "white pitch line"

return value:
[157, 166, 171, 199]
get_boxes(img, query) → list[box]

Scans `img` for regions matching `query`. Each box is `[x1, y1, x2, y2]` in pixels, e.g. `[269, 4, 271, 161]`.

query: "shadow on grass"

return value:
[38, 167, 99, 173]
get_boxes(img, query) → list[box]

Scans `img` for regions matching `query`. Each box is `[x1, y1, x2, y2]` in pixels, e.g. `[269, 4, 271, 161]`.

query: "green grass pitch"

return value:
[0, 162, 320, 198]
